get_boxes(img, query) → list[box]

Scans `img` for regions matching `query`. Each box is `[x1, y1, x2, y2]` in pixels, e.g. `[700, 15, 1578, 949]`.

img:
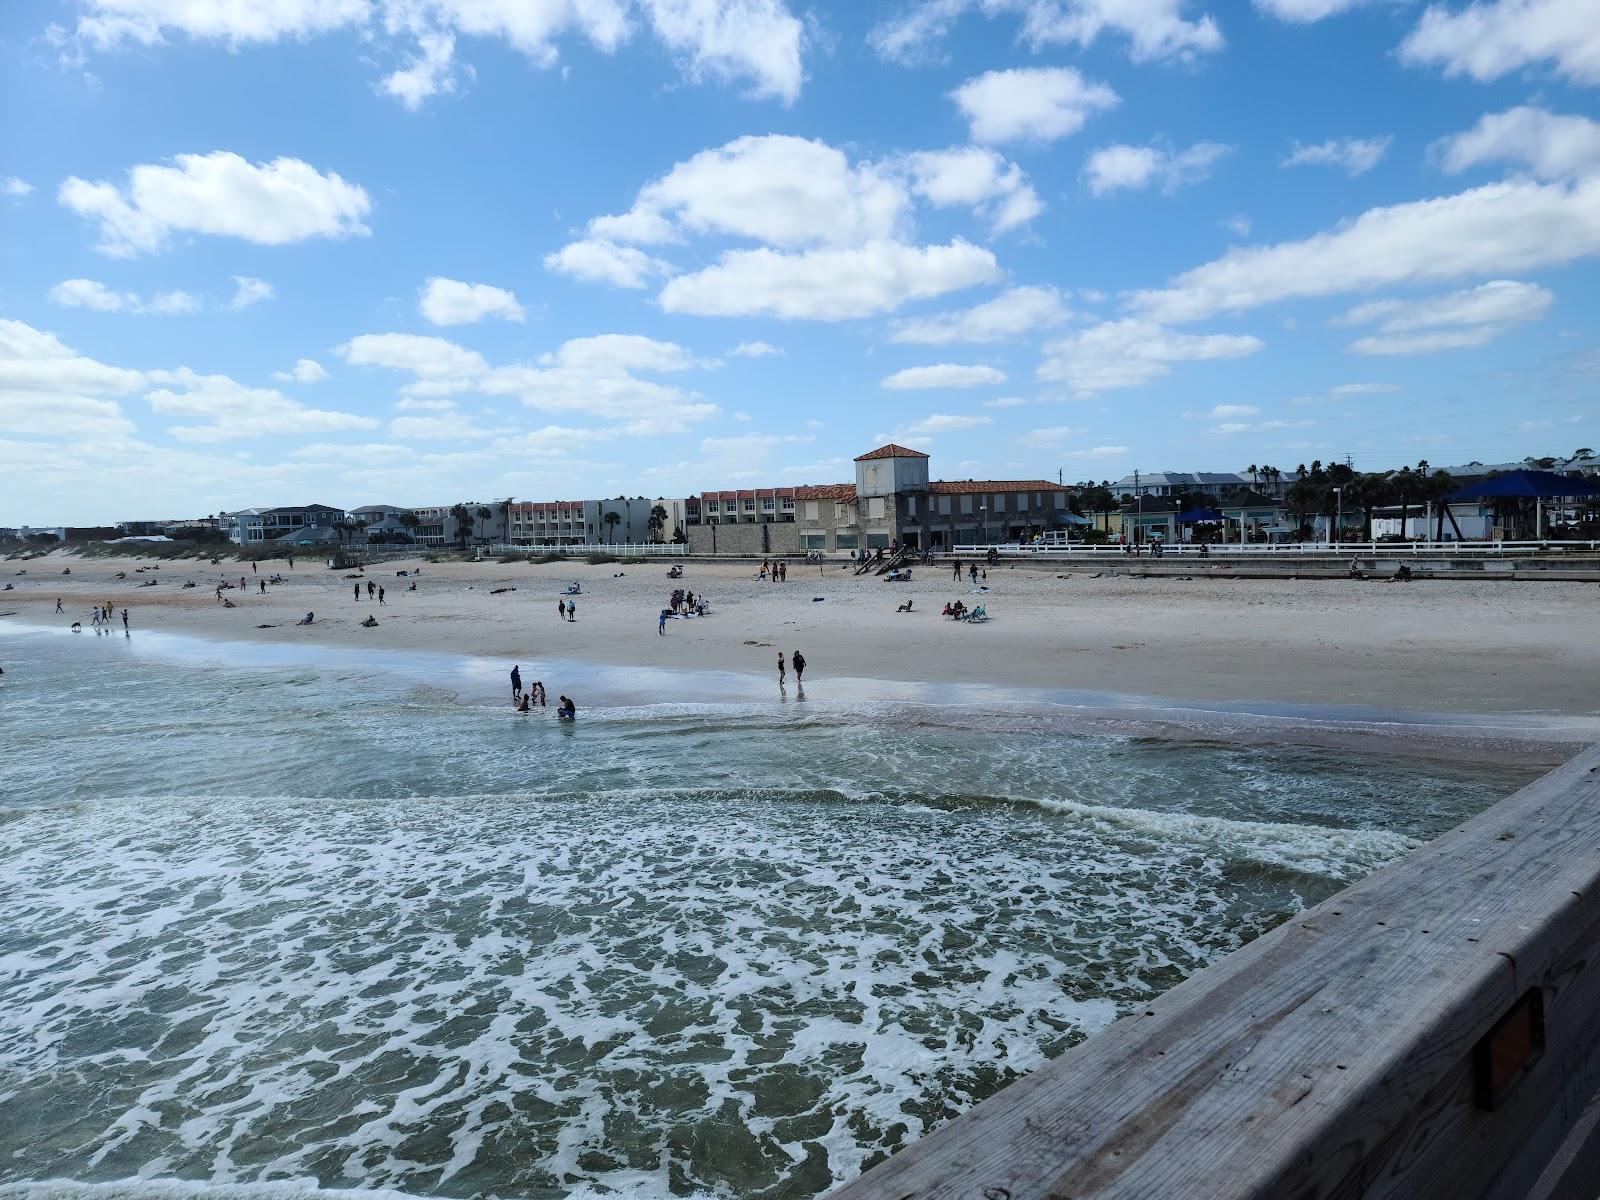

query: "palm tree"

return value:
[449, 503, 471, 549]
[497, 498, 512, 544]
[398, 511, 420, 544]
[474, 505, 491, 545]
[648, 504, 668, 543]
[1246, 463, 1259, 490]
[603, 510, 621, 544]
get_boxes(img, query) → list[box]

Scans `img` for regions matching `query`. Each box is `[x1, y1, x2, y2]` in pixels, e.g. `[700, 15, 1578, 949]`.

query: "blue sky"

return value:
[2, 0, 1597, 525]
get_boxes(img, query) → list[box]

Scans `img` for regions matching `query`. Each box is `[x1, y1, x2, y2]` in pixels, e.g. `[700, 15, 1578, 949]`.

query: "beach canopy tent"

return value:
[1438, 469, 1600, 539]
[1441, 469, 1600, 502]
[1176, 507, 1225, 523]
[1056, 513, 1094, 526]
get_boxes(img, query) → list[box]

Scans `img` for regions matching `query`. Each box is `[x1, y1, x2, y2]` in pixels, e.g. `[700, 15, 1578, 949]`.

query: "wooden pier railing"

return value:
[828, 743, 1600, 1200]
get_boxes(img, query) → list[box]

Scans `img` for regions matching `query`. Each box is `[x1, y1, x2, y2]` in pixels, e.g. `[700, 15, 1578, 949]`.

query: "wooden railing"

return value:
[828, 743, 1600, 1200]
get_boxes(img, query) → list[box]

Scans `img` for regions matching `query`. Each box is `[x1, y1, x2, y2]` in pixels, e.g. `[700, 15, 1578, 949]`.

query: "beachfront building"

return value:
[505, 497, 657, 546]
[685, 444, 1073, 554]
[1109, 471, 1252, 499]
[220, 504, 346, 545]
[410, 501, 511, 548]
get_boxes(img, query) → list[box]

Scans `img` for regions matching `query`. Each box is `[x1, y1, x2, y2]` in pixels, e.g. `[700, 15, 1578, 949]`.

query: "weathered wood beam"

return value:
[827, 743, 1600, 1200]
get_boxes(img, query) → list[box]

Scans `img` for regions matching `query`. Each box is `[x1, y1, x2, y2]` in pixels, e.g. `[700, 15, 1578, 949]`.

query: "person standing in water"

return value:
[792, 650, 806, 682]
[777, 651, 785, 685]
[511, 664, 522, 703]
[121, 608, 128, 631]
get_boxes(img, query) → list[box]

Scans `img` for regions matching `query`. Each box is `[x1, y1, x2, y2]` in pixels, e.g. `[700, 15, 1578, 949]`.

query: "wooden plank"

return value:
[827, 743, 1600, 1200]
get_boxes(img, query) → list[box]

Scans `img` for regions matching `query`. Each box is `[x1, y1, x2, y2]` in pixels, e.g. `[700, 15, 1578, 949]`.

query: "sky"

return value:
[1, 0, 1598, 525]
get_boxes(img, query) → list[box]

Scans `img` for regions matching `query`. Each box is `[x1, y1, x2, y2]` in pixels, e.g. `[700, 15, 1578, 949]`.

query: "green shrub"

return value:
[585, 552, 620, 565]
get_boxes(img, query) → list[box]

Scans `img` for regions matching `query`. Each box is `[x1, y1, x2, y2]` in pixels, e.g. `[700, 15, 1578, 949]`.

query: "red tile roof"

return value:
[793, 484, 856, 501]
[855, 443, 929, 461]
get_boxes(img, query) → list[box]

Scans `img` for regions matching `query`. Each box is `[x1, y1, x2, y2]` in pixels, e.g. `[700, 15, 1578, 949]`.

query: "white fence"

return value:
[952, 539, 1600, 558]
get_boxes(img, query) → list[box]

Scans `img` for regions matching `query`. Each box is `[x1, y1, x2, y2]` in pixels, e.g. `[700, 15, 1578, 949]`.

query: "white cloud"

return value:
[3, 177, 33, 197]
[74, 0, 369, 47]
[1222, 214, 1252, 237]
[544, 239, 675, 288]
[143, 367, 378, 441]
[1400, 0, 1600, 86]
[340, 330, 719, 431]
[1281, 135, 1390, 176]
[640, 0, 805, 104]
[0, 318, 143, 437]
[889, 285, 1070, 344]
[871, 0, 1222, 65]
[890, 413, 993, 437]
[72, 0, 806, 107]
[59, 151, 371, 256]
[49, 277, 201, 315]
[1331, 382, 1401, 394]
[983, 395, 1031, 407]
[951, 66, 1118, 145]
[1434, 107, 1600, 181]
[1027, 424, 1086, 442]
[1061, 444, 1130, 459]
[273, 358, 330, 384]
[1254, 0, 1375, 20]
[1083, 141, 1229, 194]
[658, 238, 1001, 320]
[1335, 279, 1553, 355]
[730, 340, 782, 357]
[419, 276, 525, 325]
[902, 146, 1043, 233]
[229, 275, 274, 310]
[1133, 176, 1600, 324]
[49, 278, 138, 312]
[1208, 403, 1259, 417]
[338, 332, 490, 395]
[882, 363, 1007, 390]
[147, 290, 203, 315]
[382, 30, 457, 110]
[387, 411, 497, 440]
[590, 134, 907, 249]
[1038, 319, 1263, 392]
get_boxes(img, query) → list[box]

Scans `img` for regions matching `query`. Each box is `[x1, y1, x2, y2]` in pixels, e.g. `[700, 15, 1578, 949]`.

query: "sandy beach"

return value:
[3, 549, 1596, 720]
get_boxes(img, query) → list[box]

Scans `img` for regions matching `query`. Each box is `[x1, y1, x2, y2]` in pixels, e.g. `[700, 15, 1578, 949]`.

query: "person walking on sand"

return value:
[778, 651, 786, 685]
[55, 598, 63, 613]
[121, 608, 128, 631]
[367, 579, 376, 599]
[792, 650, 805, 683]
[659, 609, 668, 636]
[354, 582, 360, 602]
[378, 586, 386, 605]
[511, 664, 522, 703]
[251, 561, 257, 575]
[567, 598, 576, 622]
[953, 558, 961, 581]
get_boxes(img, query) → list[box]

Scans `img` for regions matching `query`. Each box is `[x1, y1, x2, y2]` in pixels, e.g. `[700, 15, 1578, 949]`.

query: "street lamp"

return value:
[979, 504, 988, 546]
[1332, 487, 1343, 550]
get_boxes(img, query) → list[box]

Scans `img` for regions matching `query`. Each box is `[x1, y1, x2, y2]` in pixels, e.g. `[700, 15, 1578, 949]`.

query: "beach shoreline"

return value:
[3, 548, 1597, 745]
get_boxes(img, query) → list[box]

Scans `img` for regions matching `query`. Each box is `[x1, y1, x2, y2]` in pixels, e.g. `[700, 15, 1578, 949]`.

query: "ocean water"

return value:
[0, 624, 1533, 1200]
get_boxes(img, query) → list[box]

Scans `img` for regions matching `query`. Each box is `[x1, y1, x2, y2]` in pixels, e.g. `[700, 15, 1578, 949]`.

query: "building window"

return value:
[868, 497, 885, 520]
[835, 533, 858, 549]
[960, 495, 973, 514]
[804, 501, 819, 521]
[800, 532, 827, 549]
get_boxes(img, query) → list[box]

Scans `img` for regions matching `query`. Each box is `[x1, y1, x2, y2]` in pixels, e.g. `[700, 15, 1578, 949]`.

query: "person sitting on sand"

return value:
[897, 599, 913, 612]
[557, 695, 576, 718]
[941, 602, 953, 616]
[360, 614, 378, 627]
[297, 612, 314, 625]
[223, 598, 237, 608]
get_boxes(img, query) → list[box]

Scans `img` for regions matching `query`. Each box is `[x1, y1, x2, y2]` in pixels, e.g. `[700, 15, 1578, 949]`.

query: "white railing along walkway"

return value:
[953, 540, 1600, 558]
